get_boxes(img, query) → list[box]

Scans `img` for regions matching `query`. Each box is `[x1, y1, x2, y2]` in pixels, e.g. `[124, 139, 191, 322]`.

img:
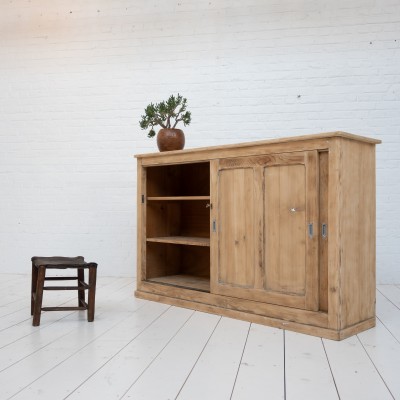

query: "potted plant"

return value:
[139, 94, 192, 152]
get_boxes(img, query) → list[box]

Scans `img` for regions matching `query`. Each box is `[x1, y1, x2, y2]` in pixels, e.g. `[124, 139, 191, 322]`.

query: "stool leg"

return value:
[31, 263, 38, 316]
[33, 266, 46, 326]
[78, 268, 85, 307]
[87, 266, 97, 322]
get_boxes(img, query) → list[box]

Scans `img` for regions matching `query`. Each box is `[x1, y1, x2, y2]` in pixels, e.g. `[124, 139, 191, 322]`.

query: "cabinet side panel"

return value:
[219, 168, 256, 288]
[340, 140, 376, 328]
[327, 139, 341, 329]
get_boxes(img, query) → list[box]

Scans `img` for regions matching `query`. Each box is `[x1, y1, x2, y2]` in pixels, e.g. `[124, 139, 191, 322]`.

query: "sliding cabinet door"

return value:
[213, 151, 319, 311]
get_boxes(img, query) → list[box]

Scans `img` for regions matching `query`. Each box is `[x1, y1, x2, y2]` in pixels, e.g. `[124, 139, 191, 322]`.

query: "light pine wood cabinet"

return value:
[135, 132, 381, 340]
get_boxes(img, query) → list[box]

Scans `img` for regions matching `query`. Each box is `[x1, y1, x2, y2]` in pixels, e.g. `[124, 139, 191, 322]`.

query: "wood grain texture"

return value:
[146, 242, 210, 281]
[339, 139, 376, 328]
[137, 283, 328, 328]
[146, 200, 210, 239]
[146, 162, 210, 197]
[218, 167, 256, 288]
[136, 132, 380, 160]
[264, 163, 306, 296]
[147, 196, 210, 200]
[327, 138, 342, 330]
[304, 150, 320, 311]
[318, 151, 329, 312]
[148, 275, 210, 292]
[135, 290, 341, 340]
[215, 151, 319, 311]
[146, 236, 210, 246]
[209, 159, 219, 295]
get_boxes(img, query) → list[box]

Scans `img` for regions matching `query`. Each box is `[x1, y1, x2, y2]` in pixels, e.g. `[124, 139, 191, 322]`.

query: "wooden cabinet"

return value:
[135, 132, 381, 340]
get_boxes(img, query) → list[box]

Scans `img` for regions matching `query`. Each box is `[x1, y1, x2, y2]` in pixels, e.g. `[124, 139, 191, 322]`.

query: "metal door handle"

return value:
[308, 223, 314, 238]
[322, 223, 327, 238]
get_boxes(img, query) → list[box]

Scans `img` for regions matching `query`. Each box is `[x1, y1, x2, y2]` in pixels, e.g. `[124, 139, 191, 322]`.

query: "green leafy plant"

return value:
[139, 94, 192, 138]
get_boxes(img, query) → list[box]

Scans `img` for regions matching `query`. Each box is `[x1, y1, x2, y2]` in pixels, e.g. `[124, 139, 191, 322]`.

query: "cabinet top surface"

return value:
[135, 131, 381, 159]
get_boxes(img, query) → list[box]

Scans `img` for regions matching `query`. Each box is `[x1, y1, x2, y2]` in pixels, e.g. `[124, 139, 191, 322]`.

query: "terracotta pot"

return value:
[156, 128, 185, 152]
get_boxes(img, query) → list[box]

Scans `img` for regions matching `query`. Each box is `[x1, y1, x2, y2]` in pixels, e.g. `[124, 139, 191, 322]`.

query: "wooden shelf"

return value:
[147, 275, 210, 292]
[147, 236, 210, 247]
[147, 196, 210, 201]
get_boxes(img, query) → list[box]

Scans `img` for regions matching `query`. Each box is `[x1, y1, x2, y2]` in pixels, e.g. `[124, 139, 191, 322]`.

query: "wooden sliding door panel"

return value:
[214, 151, 319, 311]
[319, 151, 329, 312]
[264, 164, 306, 295]
[218, 168, 256, 288]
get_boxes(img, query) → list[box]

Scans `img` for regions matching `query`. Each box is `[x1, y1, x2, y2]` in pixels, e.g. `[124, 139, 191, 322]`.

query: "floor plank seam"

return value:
[119, 309, 196, 399]
[0, 277, 132, 337]
[321, 338, 341, 400]
[2, 278, 400, 400]
[0, 281, 135, 349]
[174, 315, 222, 400]
[0, 298, 26, 308]
[63, 304, 172, 400]
[1, 293, 102, 347]
[283, 330, 286, 400]
[0, 323, 78, 374]
[229, 322, 251, 400]
[376, 287, 400, 311]
[7, 300, 148, 400]
[375, 316, 400, 345]
[356, 335, 396, 400]
[0, 304, 29, 319]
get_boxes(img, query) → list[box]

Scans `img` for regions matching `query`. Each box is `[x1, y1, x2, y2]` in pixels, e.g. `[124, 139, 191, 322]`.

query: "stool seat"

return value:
[31, 256, 97, 326]
[32, 256, 96, 268]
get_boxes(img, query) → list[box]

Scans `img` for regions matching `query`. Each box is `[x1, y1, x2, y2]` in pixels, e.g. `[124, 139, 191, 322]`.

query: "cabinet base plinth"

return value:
[135, 289, 376, 341]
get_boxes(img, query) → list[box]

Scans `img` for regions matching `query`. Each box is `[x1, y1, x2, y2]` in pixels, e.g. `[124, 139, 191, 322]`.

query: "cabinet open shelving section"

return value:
[136, 132, 381, 340]
[144, 162, 211, 293]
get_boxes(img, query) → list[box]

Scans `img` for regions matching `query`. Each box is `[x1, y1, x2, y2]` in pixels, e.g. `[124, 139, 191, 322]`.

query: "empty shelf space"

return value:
[147, 236, 210, 247]
[147, 275, 210, 292]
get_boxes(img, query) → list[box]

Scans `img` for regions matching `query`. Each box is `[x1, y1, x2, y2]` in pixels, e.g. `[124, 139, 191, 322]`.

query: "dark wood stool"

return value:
[31, 256, 97, 326]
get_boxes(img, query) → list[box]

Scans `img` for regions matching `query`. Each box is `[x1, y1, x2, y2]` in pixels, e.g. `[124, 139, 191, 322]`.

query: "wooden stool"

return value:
[31, 256, 97, 326]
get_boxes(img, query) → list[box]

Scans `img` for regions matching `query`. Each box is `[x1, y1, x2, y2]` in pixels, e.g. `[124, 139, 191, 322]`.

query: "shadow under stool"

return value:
[31, 256, 98, 326]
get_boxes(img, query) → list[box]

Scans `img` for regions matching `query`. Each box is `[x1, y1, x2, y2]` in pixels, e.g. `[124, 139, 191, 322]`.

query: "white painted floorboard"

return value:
[176, 317, 250, 400]
[231, 324, 284, 400]
[0, 275, 399, 400]
[123, 311, 221, 400]
[285, 331, 338, 400]
[67, 306, 194, 400]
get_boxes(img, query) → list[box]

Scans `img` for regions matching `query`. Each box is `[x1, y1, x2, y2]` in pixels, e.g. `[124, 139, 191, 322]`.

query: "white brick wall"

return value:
[0, 0, 399, 282]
